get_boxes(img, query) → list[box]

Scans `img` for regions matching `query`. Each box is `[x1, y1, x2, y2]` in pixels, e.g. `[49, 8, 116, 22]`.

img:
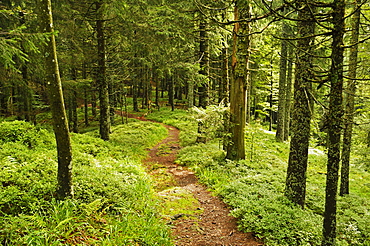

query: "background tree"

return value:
[340, 0, 361, 196]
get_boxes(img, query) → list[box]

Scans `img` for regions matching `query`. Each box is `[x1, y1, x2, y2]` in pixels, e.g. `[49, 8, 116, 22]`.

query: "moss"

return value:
[157, 187, 202, 220]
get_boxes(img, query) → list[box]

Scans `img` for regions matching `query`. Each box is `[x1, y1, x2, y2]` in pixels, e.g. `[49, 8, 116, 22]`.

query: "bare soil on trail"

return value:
[143, 122, 263, 246]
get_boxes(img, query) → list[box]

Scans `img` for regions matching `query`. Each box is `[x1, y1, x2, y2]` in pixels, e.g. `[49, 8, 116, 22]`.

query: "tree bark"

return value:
[340, 0, 360, 197]
[198, 19, 209, 108]
[38, 0, 73, 199]
[322, 1, 345, 245]
[276, 18, 289, 142]
[226, 2, 250, 160]
[284, 44, 294, 141]
[96, 0, 110, 141]
[220, 42, 229, 105]
[168, 76, 175, 111]
[285, 1, 315, 207]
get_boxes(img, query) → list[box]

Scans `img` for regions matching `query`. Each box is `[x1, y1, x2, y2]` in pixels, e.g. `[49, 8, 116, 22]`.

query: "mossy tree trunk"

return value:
[340, 0, 360, 197]
[322, 1, 345, 245]
[285, 1, 315, 207]
[226, 1, 251, 160]
[38, 0, 73, 199]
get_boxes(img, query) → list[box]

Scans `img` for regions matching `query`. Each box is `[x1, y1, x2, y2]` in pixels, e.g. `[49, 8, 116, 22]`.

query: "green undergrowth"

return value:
[149, 109, 369, 245]
[0, 120, 172, 245]
[146, 107, 197, 146]
[176, 125, 370, 245]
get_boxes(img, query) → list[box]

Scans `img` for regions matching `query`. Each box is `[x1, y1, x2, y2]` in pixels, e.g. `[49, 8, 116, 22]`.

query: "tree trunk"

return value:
[220, 42, 229, 105]
[168, 76, 175, 111]
[226, 2, 250, 160]
[322, 1, 345, 245]
[285, 1, 315, 207]
[20, 47, 32, 122]
[38, 0, 73, 199]
[340, 0, 360, 197]
[84, 88, 89, 127]
[276, 18, 289, 142]
[284, 44, 294, 141]
[198, 19, 209, 108]
[96, 0, 110, 141]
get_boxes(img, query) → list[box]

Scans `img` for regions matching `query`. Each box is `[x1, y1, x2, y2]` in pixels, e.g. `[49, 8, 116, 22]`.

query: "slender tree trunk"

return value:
[96, 0, 110, 140]
[188, 80, 194, 108]
[276, 18, 289, 142]
[21, 63, 32, 122]
[226, 2, 250, 160]
[82, 64, 89, 127]
[38, 0, 73, 199]
[284, 44, 294, 141]
[84, 88, 89, 127]
[322, 1, 345, 245]
[198, 19, 209, 108]
[340, 0, 360, 197]
[220, 42, 229, 105]
[91, 86, 97, 117]
[70, 68, 78, 133]
[285, 1, 315, 207]
[269, 62, 273, 132]
[168, 76, 175, 111]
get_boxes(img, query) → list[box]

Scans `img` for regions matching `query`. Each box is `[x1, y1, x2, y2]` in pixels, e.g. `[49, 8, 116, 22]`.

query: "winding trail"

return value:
[143, 122, 263, 246]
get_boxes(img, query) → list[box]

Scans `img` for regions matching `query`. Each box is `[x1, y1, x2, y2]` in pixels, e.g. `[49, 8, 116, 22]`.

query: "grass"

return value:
[0, 119, 172, 245]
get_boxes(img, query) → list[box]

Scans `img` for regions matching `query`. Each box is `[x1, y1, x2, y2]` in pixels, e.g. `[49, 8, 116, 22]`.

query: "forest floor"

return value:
[139, 118, 263, 246]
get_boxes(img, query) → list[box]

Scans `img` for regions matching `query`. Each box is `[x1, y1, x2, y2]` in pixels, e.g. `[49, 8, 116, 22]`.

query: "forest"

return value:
[0, 0, 370, 245]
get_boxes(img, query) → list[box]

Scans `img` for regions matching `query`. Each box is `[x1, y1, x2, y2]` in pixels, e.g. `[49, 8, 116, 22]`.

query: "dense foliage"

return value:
[0, 120, 171, 245]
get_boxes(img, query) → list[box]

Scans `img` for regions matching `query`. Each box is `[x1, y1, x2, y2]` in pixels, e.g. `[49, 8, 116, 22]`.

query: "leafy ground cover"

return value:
[0, 119, 172, 245]
[148, 108, 370, 246]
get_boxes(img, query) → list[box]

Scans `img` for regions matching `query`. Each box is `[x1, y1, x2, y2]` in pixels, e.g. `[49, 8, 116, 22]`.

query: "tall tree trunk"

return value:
[226, 2, 250, 160]
[284, 44, 294, 141]
[220, 42, 229, 105]
[276, 18, 289, 142]
[188, 80, 194, 108]
[70, 68, 78, 133]
[340, 0, 360, 196]
[285, 1, 315, 207]
[168, 76, 175, 111]
[91, 86, 97, 118]
[84, 88, 89, 127]
[38, 0, 73, 199]
[21, 63, 32, 122]
[82, 64, 89, 127]
[322, 1, 345, 245]
[96, 0, 110, 141]
[198, 19, 209, 108]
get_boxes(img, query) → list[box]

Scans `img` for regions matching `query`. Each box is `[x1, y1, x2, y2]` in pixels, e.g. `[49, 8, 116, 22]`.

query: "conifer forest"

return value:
[1, 0, 370, 245]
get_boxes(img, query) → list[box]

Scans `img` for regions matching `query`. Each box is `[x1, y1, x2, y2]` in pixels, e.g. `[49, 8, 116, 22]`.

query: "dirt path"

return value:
[143, 122, 263, 246]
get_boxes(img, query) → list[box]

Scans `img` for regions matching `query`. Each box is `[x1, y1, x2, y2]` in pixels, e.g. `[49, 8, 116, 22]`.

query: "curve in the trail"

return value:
[143, 122, 263, 246]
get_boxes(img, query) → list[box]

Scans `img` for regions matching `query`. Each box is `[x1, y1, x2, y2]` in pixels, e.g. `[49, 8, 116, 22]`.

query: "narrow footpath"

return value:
[143, 122, 262, 246]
